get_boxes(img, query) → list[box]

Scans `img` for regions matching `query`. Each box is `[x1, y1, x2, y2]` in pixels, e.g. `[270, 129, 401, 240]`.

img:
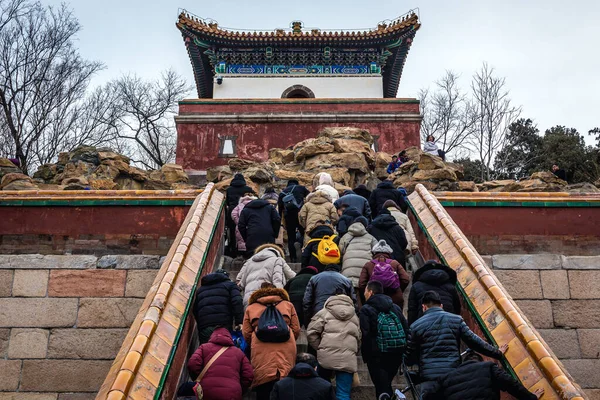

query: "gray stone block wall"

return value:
[0, 254, 163, 397]
[490, 254, 600, 397]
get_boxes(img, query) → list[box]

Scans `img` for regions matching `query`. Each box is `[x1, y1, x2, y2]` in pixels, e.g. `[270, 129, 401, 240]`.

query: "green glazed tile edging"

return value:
[0, 199, 195, 207]
[440, 200, 600, 208]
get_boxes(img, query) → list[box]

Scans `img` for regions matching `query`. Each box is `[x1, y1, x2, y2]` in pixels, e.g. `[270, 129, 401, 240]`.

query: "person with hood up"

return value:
[382, 200, 419, 254]
[231, 193, 257, 254]
[303, 264, 355, 323]
[432, 350, 543, 400]
[368, 209, 408, 267]
[369, 180, 408, 217]
[187, 327, 254, 400]
[335, 205, 363, 238]
[359, 281, 408, 399]
[193, 269, 244, 344]
[236, 244, 296, 307]
[243, 283, 301, 400]
[270, 353, 335, 400]
[313, 172, 339, 201]
[307, 291, 361, 400]
[238, 196, 281, 255]
[298, 190, 338, 246]
[284, 265, 319, 327]
[338, 216, 377, 292]
[359, 240, 410, 310]
[334, 189, 371, 219]
[408, 260, 461, 326]
[353, 184, 371, 201]
[225, 173, 254, 255]
[301, 223, 340, 272]
[278, 180, 310, 263]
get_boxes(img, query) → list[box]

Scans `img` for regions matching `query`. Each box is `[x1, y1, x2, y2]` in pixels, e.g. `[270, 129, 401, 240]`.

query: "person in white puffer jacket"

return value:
[313, 172, 339, 201]
[236, 243, 296, 307]
[338, 217, 378, 289]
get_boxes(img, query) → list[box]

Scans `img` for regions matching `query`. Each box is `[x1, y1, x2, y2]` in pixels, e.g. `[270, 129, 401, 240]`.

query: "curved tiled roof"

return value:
[176, 11, 420, 45]
[409, 184, 587, 400]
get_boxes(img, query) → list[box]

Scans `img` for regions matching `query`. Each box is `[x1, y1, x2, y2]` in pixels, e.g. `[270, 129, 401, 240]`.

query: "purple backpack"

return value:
[369, 259, 400, 290]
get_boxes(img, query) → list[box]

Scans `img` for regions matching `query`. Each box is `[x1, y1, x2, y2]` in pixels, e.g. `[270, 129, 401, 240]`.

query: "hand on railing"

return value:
[499, 344, 509, 354]
[533, 388, 545, 399]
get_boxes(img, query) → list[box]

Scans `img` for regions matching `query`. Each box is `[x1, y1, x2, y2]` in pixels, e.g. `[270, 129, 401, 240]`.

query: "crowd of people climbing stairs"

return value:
[179, 172, 545, 400]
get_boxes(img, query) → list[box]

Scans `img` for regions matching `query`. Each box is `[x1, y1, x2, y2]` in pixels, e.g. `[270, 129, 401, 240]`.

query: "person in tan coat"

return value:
[299, 190, 338, 245]
[307, 292, 361, 400]
[242, 284, 301, 400]
[359, 240, 410, 310]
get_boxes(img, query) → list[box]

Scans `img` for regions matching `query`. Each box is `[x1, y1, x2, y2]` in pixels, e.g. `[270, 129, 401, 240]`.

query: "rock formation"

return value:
[0, 146, 197, 191]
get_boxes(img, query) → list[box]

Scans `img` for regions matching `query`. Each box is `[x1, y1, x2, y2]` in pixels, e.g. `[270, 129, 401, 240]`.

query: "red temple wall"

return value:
[176, 100, 421, 171]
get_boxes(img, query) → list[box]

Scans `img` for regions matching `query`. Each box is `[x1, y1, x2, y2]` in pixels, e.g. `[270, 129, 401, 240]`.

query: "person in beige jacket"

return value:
[298, 190, 338, 245]
[338, 216, 377, 287]
[382, 200, 418, 253]
[306, 292, 360, 400]
[236, 243, 296, 307]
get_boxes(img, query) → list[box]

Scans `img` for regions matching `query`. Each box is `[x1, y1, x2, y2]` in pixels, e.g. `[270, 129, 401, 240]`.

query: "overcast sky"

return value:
[52, 0, 599, 144]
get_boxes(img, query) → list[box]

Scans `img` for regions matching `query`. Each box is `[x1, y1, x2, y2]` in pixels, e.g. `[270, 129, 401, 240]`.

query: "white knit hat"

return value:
[372, 240, 393, 254]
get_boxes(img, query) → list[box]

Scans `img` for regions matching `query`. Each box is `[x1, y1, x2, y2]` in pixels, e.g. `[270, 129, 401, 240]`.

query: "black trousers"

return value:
[284, 210, 303, 261]
[254, 379, 277, 400]
[366, 354, 402, 398]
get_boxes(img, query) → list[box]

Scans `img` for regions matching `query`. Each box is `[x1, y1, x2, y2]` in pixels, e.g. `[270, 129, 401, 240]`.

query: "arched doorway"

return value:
[281, 85, 315, 99]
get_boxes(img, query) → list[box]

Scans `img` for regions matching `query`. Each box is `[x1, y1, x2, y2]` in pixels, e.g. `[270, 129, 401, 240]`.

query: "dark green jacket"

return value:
[285, 267, 317, 326]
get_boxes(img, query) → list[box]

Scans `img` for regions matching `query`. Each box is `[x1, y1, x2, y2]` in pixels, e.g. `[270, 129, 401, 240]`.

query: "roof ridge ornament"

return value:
[291, 21, 303, 34]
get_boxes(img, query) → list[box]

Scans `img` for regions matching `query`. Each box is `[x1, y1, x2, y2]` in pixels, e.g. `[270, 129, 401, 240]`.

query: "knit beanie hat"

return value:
[372, 240, 393, 255]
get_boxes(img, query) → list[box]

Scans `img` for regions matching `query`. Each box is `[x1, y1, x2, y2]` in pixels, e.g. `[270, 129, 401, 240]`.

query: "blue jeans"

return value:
[335, 371, 353, 400]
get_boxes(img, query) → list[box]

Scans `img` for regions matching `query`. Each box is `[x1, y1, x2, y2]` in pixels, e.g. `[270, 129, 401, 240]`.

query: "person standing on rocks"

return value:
[226, 174, 254, 256]
[307, 290, 361, 400]
[193, 269, 244, 344]
[369, 180, 408, 217]
[298, 190, 338, 246]
[238, 196, 281, 256]
[278, 180, 310, 263]
[386, 155, 402, 174]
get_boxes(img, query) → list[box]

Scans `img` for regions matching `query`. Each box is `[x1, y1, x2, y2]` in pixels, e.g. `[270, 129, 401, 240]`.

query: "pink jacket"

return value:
[231, 196, 256, 252]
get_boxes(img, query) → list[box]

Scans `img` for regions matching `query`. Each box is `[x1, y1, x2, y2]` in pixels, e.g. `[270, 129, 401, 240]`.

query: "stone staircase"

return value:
[222, 257, 414, 400]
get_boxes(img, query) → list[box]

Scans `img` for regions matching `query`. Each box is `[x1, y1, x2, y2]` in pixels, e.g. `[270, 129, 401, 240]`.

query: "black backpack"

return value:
[255, 303, 290, 343]
[282, 186, 302, 211]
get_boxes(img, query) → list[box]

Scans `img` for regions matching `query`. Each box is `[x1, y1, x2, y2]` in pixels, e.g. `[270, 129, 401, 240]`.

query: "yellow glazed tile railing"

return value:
[409, 184, 587, 400]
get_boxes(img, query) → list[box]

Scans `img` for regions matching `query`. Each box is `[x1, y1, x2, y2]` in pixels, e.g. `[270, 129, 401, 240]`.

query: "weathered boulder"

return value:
[318, 127, 374, 145]
[594, 179, 600, 188]
[127, 166, 149, 182]
[116, 177, 144, 190]
[274, 170, 315, 186]
[566, 183, 600, 193]
[268, 148, 295, 164]
[160, 164, 188, 183]
[98, 151, 130, 164]
[89, 179, 118, 190]
[446, 163, 465, 180]
[62, 177, 89, 190]
[412, 168, 458, 182]
[52, 161, 96, 184]
[1, 173, 37, 190]
[228, 158, 256, 171]
[245, 166, 274, 183]
[142, 177, 172, 190]
[392, 173, 412, 187]
[375, 152, 393, 169]
[293, 138, 336, 162]
[0, 158, 21, 179]
[531, 171, 567, 186]
[503, 179, 563, 192]
[332, 139, 375, 166]
[478, 180, 517, 192]
[418, 153, 445, 170]
[91, 164, 121, 181]
[401, 180, 438, 193]
[404, 146, 422, 162]
[304, 153, 369, 173]
[68, 146, 100, 165]
[206, 165, 232, 182]
[33, 163, 59, 181]
[457, 181, 478, 192]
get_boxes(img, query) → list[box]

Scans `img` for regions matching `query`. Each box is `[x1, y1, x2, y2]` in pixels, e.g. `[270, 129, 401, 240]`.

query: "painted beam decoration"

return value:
[176, 10, 420, 98]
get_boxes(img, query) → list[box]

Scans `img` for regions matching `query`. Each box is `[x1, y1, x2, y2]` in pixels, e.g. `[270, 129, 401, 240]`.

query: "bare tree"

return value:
[470, 63, 521, 181]
[419, 70, 477, 156]
[0, 2, 104, 174]
[109, 69, 190, 169]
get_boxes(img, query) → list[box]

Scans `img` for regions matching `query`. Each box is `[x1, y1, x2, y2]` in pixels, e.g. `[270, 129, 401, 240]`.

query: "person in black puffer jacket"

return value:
[301, 224, 339, 272]
[193, 269, 244, 344]
[270, 353, 335, 400]
[238, 198, 281, 256]
[284, 266, 319, 327]
[335, 205, 363, 238]
[433, 350, 541, 400]
[359, 281, 408, 399]
[408, 261, 461, 325]
[368, 209, 408, 267]
[225, 174, 255, 255]
[369, 180, 408, 217]
[406, 291, 503, 399]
